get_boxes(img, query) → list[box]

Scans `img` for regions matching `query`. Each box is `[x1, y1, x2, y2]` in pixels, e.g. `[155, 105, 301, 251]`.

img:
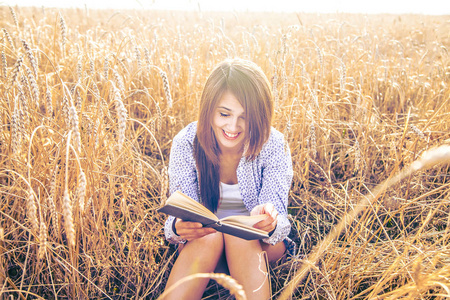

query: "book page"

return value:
[220, 214, 267, 228]
[220, 220, 269, 236]
[166, 191, 218, 221]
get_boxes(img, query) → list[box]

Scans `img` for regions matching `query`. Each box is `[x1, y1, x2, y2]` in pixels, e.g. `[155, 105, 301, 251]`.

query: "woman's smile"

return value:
[222, 129, 240, 139]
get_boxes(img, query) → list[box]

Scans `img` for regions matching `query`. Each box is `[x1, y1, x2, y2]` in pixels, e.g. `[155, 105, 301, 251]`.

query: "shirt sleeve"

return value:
[163, 129, 200, 244]
[258, 132, 293, 245]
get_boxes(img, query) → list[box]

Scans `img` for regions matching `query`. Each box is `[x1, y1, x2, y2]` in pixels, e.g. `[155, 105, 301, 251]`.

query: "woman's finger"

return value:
[176, 221, 216, 240]
[253, 215, 275, 229]
[257, 219, 277, 232]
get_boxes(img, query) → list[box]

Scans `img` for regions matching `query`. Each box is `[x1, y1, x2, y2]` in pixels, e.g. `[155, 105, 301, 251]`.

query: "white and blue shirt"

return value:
[164, 121, 293, 245]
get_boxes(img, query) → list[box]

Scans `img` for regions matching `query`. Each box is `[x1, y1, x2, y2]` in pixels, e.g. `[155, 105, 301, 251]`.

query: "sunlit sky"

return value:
[4, 0, 450, 15]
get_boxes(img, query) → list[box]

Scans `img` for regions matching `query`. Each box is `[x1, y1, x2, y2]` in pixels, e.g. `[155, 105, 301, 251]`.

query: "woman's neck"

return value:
[219, 148, 243, 161]
[218, 143, 244, 159]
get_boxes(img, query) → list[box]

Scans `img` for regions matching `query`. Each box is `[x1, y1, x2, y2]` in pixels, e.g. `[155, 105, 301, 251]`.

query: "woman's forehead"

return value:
[216, 91, 245, 114]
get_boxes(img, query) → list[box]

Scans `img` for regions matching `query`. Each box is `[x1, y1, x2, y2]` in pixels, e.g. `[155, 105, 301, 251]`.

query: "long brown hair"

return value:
[194, 58, 273, 212]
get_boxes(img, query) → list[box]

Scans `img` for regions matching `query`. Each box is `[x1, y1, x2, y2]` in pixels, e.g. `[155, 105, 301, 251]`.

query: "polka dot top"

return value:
[164, 121, 293, 245]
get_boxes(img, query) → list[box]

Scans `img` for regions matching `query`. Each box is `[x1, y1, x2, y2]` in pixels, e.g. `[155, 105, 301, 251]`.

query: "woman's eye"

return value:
[220, 113, 229, 117]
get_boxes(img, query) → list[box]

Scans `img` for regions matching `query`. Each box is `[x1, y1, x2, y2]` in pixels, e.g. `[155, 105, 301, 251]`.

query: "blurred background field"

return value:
[0, 5, 449, 299]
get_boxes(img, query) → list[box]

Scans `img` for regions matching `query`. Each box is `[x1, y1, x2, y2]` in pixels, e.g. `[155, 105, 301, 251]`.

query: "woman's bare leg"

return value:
[223, 234, 271, 300]
[164, 232, 224, 300]
[260, 240, 286, 263]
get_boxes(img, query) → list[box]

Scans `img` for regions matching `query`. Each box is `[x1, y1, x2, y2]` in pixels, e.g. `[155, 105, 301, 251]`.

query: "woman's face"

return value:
[212, 91, 246, 155]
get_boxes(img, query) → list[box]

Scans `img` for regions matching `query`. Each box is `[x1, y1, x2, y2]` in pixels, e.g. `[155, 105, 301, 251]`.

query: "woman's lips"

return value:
[222, 129, 240, 140]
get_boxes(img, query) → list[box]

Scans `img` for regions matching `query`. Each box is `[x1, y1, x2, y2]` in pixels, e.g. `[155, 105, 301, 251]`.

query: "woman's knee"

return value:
[181, 232, 224, 254]
[223, 234, 262, 250]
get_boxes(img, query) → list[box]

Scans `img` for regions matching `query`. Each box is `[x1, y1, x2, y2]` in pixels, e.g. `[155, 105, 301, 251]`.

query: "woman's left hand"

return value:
[251, 203, 278, 232]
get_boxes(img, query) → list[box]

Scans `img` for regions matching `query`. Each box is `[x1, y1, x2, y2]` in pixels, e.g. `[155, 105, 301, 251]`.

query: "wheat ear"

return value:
[48, 163, 59, 234]
[272, 66, 278, 109]
[21, 39, 38, 78]
[11, 99, 22, 154]
[38, 220, 48, 260]
[27, 187, 39, 233]
[9, 6, 19, 29]
[76, 170, 87, 212]
[160, 70, 173, 109]
[59, 14, 67, 56]
[6, 55, 23, 91]
[25, 65, 39, 106]
[63, 131, 75, 248]
[69, 105, 81, 153]
[2, 28, 15, 51]
[114, 87, 127, 152]
[1, 49, 6, 80]
[45, 83, 53, 117]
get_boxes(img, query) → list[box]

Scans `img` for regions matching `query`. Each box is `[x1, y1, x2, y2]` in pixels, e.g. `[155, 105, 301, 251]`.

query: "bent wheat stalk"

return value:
[157, 273, 247, 300]
[278, 145, 450, 300]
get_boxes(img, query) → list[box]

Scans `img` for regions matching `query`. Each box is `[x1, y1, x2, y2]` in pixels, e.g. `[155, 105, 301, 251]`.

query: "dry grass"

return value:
[0, 5, 449, 299]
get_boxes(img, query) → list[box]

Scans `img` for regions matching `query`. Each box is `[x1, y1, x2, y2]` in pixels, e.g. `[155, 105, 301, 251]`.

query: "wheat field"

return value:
[0, 5, 449, 299]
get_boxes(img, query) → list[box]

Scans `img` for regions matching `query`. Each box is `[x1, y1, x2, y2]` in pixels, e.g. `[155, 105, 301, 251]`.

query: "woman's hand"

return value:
[174, 219, 217, 241]
[250, 203, 278, 233]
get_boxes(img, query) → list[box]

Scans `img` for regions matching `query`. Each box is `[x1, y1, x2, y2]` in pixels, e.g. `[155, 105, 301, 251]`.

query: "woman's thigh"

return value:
[260, 240, 286, 263]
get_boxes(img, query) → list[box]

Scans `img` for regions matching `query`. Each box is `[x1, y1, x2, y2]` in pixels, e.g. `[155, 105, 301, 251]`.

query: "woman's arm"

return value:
[164, 126, 202, 244]
[257, 131, 293, 245]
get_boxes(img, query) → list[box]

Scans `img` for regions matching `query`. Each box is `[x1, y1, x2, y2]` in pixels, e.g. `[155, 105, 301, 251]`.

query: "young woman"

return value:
[163, 58, 294, 300]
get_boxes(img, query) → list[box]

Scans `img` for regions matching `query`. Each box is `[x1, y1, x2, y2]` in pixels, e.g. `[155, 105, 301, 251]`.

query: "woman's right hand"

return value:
[174, 219, 217, 241]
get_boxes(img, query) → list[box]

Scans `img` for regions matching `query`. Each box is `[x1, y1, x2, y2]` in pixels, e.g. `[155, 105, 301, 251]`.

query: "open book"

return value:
[158, 191, 269, 240]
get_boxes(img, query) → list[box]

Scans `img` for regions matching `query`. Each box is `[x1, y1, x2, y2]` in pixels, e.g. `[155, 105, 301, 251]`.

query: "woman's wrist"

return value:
[268, 225, 277, 237]
[172, 218, 179, 236]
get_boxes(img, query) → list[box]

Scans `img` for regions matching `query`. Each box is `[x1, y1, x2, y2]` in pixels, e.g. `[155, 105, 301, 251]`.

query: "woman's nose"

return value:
[227, 117, 239, 132]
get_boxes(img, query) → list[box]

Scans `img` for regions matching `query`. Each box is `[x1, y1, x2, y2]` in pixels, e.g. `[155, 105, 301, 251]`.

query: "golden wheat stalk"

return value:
[1, 48, 6, 79]
[62, 131, 76, 248]
[2, 28, 15, 51]
[160, 166, 169, 204]
[76, 170, 87, 212]
[21, 39, 38, 78]
[9, 6, 19, 29]
[24, 65, 39, 107]
[26, 187, 39, 233]
[272, 66, 279, 109]
[69, 105, 81, 153]
[113, 87, 127, 152]
[112, 68, 125, 95]
[160, 70, 173, 109]
[10, 101, 22, 154]
[59, 13, 67, 55]
[47, 163, 59, 234]
[103, 55, 109, 80]
[6, 55, 23, 91]
[37, 220, 47, 260]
